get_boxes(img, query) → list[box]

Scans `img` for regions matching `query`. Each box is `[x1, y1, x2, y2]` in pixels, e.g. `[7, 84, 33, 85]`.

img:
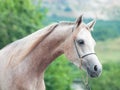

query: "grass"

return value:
[95, 38, 120, 63]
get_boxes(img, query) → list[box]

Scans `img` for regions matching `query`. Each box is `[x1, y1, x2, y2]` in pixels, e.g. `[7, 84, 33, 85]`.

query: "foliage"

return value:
[45, 55, 78, 90]
[0, 0, 45, 49]
[90, 62, 120, 90]
[92, 20, 120, 41]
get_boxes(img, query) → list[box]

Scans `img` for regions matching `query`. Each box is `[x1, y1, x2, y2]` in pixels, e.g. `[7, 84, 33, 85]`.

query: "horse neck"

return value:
[27, 24, 74, 75]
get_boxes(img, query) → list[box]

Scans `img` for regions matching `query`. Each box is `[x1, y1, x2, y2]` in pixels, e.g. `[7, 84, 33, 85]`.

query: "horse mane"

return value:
[59, 21, 75, 25]
[6, 23, 58, 67]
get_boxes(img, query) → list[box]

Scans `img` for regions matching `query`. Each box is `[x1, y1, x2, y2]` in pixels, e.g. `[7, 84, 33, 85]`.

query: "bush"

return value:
[90, 62, 120, 90]
[0, 0, 45, 49]
[45, 55, 78, 90]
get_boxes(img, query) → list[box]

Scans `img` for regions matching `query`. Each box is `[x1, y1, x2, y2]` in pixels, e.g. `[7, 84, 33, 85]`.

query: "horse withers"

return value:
[0, 15, 102, 90]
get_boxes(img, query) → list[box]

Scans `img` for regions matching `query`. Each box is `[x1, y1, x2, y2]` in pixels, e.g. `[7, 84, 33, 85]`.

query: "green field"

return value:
[96, 38, 120, 63]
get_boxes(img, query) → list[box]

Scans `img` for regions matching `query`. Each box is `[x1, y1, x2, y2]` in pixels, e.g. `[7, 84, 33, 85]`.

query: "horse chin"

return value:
[78, 66, 98, 78]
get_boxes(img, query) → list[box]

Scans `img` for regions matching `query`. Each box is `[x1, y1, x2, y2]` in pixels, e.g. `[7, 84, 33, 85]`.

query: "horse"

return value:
[0, 15, 102, 90]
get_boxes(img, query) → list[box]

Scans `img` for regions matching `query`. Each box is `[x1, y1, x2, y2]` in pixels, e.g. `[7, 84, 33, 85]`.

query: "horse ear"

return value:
[87, 20, 96, 31]
[75, 14, 83, 28]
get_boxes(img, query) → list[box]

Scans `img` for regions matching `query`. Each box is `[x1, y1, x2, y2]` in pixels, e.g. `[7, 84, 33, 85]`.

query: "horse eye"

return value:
[77, 39, 84, 45]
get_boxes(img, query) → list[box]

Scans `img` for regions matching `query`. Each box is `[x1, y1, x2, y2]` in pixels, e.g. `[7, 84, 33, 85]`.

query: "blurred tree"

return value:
[92, 20, 120, 41]
[0, 0, 45, 49]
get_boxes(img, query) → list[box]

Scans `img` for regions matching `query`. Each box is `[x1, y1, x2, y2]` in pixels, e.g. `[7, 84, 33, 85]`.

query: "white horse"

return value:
[0, 15, 102, 90]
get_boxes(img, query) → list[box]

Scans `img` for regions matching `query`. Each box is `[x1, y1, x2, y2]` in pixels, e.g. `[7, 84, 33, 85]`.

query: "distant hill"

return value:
[92, 20, 120, 41]
[41, 0, 120, 20]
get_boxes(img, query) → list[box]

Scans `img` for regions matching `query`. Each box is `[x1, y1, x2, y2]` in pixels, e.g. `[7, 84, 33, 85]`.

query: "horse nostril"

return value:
[94, 65, 98, 71]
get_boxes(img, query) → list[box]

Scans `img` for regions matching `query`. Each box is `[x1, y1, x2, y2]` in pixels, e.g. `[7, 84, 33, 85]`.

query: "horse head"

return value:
[64, 15, 102, 78]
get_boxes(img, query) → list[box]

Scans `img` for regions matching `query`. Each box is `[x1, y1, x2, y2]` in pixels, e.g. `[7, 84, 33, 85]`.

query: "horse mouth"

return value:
[87, 67, 99, 78]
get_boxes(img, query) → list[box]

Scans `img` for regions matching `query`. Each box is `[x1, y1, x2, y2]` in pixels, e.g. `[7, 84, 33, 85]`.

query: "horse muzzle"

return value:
[87, 64, 102, 78]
